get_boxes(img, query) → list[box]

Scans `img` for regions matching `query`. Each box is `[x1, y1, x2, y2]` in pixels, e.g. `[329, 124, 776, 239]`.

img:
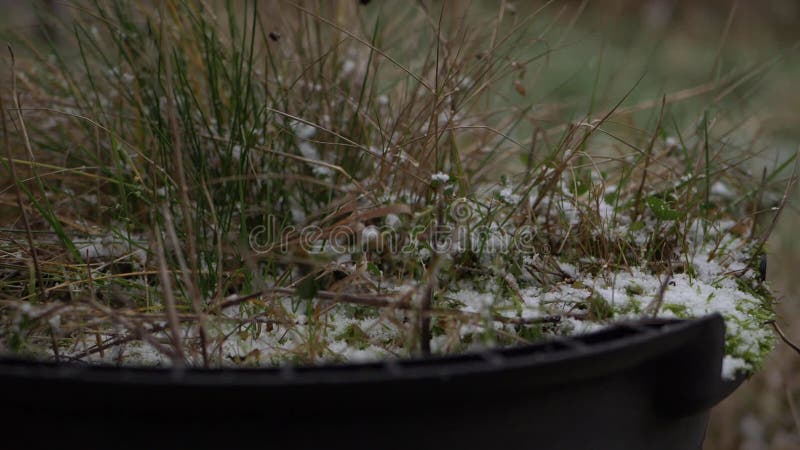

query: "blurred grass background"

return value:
[1, 1, 798, 448]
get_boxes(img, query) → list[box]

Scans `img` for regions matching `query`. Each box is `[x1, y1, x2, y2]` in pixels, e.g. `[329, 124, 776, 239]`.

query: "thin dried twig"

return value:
[153, 228, 186, 367]
[161, 11, 208, 367]
[646, 273, 673, 318]
[6, 45, 60, 361]
[751, 152, 798, 261]
[162, 206, 209, 367]
[68, 323, 169, 361]
[766, 320, 800, 356]
[288, 1, 433, 92]
[4, 46, 44, 301]
[633, 95, 666, 220]
[222, 287, 568, 326]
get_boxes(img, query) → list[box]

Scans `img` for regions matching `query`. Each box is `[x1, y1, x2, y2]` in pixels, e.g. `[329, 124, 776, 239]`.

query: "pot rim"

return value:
[0, 313, 739, 388]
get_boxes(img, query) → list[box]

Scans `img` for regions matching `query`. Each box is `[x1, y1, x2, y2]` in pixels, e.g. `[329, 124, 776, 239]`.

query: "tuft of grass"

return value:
[0, 0, 793, 372]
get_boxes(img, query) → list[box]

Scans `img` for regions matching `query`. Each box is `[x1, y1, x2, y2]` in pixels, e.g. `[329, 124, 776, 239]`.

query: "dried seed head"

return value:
[513, 79, 526, 96]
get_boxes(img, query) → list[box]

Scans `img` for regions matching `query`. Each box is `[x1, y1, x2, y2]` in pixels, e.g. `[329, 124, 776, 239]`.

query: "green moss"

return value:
[615, 298, 643, 315]
[336, 324, 370, 350]
[587, 294, 614, 321]
[625, 283, 644, 296]
[345, 305, 379, 321]
[662, 303, 689, 317]
[516, 324, 544, 341]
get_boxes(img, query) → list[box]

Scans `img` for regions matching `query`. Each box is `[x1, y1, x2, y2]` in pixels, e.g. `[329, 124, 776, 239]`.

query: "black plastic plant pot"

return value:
[0, 313, 743, 450]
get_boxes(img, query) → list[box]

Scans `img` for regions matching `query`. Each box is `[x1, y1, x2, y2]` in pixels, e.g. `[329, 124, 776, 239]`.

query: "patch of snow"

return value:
[418, 247, 432, 260]
[711, 181, 734, 198]
[341, 59, 356, 76]
[48, 315, 61, 330]
[297, 142, 319, 160]
[385, 213, 401, 229]
[362, 225, 380, 244]
[290, 120, 316, 139]
[450, 289, 494, 314]
[722, 355, 749, 380]
[231, 144, 243, 160]
[499, 187, 521, 204]
[431, 172, 450, 183]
